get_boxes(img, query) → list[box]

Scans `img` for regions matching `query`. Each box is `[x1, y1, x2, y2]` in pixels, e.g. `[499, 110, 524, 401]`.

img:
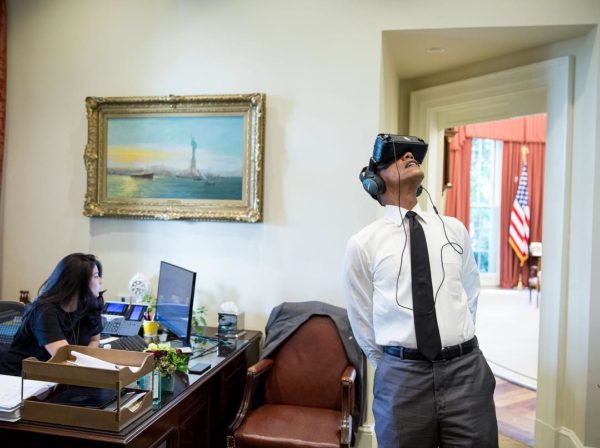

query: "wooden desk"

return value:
[0, 330, 261, 448]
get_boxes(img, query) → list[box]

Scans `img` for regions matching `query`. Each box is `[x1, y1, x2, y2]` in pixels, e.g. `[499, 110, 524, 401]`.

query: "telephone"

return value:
[101, 302, 148, 337]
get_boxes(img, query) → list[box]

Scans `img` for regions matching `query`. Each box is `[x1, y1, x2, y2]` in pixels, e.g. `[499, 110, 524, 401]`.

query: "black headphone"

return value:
[359, 134, 428, 201]
[359, 158, 386, 199]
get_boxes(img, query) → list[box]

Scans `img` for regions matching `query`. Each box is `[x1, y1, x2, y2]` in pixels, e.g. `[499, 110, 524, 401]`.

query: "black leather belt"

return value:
[383, 337, 478, 362]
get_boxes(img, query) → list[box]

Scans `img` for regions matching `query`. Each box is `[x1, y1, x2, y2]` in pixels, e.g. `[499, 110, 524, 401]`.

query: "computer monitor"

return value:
[154, 261, 196, 346]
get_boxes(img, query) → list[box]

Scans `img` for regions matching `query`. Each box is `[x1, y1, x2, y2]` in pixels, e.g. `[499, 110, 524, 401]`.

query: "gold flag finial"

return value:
[521, 145, 529, 163]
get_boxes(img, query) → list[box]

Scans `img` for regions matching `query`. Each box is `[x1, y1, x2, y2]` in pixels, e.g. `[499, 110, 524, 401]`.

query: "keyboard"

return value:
[102, 318, 143, 337]
[108, 335, 148, 352]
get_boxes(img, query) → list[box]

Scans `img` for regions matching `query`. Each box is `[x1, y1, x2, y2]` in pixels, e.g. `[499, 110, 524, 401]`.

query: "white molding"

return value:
[558, 427, 589, 448]
[355, 423, 376, 448]
[409, 57, 573, 448]
[536, 421, 591, 448]
[409, 59, 561, 207]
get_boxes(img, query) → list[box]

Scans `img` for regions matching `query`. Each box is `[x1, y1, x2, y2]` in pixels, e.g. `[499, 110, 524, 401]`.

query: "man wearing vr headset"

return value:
[342, 134, 497, 447]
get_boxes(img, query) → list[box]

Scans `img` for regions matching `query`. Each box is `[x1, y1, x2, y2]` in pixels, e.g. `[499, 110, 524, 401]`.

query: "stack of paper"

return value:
[68, 350, 142, 373]
[103, 391, 146, 412]
[0, 374, 56, 422]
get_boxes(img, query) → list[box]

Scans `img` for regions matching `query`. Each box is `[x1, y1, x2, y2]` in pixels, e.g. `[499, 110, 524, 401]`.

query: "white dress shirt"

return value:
[342, 204, 480, 366]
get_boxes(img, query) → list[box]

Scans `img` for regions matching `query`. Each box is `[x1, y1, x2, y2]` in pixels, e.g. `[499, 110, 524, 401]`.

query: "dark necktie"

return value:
[406, 210, 442, 361]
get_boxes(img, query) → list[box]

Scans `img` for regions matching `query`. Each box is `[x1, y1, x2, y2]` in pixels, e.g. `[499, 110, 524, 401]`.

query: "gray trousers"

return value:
[373, 348, 498, 448]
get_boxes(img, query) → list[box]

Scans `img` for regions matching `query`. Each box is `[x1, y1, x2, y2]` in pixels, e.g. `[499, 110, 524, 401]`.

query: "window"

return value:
[470, 138, 502, 282]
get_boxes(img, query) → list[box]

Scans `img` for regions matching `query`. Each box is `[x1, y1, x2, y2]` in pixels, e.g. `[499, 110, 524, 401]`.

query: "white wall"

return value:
[3, 1, 600, 446]
[380, 35, 400, 134]
[3, 0, 384, 326]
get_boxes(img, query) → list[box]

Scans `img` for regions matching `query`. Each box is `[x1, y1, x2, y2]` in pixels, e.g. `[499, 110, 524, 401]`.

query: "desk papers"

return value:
[0, 374, 56, 422]
[69, 350, 142, 373]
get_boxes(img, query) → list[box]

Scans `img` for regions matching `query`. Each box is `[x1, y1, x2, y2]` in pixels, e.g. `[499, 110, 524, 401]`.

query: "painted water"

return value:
[107, 174, 243, 200]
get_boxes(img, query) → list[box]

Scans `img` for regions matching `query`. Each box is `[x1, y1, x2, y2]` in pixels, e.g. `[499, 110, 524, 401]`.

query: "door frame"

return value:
[409, 57, 573, 448]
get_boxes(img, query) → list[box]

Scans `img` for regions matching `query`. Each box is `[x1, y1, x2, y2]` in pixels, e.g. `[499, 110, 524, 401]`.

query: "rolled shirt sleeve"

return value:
[342, 237, 382, 366]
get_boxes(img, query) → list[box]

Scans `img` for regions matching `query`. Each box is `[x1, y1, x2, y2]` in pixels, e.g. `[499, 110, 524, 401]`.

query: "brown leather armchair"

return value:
[227, 315, 356, 448]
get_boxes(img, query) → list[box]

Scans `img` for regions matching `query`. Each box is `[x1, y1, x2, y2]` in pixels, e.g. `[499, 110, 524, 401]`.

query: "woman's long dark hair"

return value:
[34, 253, 104, 318]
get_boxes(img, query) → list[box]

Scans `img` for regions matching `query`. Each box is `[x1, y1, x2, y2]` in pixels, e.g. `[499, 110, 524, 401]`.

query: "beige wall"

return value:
[3, 1, 600, 446]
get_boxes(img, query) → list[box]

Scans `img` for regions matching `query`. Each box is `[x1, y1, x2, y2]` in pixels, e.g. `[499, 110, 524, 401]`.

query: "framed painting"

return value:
[83, 93, 265, 222]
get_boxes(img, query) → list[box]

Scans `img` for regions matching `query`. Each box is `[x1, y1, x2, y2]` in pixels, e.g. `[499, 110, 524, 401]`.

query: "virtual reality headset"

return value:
[372, 134, 428, 169]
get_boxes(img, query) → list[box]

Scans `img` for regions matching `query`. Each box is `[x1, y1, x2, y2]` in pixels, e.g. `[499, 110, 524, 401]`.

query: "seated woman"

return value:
[0, 253, 104, 376]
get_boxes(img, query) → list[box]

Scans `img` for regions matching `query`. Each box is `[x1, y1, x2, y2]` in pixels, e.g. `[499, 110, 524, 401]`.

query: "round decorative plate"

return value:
[128, 273, 150, 302]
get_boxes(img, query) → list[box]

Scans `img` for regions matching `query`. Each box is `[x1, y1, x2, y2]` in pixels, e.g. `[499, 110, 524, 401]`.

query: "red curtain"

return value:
[445, 127, 472, 230]
[0, 0, 6, 201]
[499, 141, 545, 287]
[445, 115, 546, 288]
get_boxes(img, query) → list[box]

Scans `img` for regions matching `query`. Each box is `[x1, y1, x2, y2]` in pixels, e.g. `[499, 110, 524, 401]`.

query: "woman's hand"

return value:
[88, 334, 100, 348]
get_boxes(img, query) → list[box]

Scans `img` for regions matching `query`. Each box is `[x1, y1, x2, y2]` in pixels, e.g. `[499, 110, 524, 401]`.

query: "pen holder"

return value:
[143, 320, 159, 339]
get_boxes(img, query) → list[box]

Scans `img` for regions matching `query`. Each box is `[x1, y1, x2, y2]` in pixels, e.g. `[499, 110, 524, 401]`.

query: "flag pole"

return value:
[516, 146, 529, 289]
[521, 145, 529, 163]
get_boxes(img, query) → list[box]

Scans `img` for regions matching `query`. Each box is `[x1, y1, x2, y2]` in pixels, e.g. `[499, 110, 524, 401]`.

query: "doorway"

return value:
[409, 57, 572, 447]
[444, 114, 545, 445]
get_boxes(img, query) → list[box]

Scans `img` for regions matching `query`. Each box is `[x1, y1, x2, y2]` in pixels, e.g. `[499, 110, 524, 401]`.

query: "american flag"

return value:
[508, 161, 530, 266]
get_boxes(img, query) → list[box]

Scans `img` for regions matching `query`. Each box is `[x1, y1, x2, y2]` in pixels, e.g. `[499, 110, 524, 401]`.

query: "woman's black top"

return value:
[0, 302, 102, 376]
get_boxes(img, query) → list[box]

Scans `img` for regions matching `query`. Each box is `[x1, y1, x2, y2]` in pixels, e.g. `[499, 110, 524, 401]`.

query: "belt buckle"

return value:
[440, 347, 451, 360]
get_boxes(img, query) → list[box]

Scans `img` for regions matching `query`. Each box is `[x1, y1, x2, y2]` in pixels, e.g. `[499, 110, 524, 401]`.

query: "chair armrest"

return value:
[227, 358, 274, 443]
[340, 365, 356, 448]
[341, 365, 356, 384]
[247, 358, 274, 376]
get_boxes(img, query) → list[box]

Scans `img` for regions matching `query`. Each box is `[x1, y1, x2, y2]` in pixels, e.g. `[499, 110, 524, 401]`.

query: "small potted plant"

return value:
[141, 294, 159, 339]
[141, 293, 156, 320]
[144, 342, 189, 394]
[192, 305, 208, 344]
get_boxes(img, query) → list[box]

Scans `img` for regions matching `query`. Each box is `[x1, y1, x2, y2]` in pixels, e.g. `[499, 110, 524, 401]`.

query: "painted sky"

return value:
[107, 115, 245, 175]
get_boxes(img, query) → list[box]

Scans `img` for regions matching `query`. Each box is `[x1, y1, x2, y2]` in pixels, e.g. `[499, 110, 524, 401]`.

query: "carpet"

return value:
[476, 288, 539, 389]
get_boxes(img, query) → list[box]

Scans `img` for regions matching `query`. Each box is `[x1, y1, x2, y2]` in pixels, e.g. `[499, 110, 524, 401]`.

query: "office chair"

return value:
[0, 301, 26, 355]
[227, 315, 356, 448]
[0, 300, 25, 322]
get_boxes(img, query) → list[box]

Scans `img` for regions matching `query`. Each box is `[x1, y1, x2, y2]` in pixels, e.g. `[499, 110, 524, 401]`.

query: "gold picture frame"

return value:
[83, 93, 265, 222]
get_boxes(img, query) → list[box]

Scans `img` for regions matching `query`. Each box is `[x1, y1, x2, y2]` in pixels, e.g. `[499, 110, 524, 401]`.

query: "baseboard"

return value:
[355, 423, 376, 448]
[488, 359, 537, 390]
[362, 419, 589, 447]
[536, 419, 590, 448]
[558, 427, 588, 448]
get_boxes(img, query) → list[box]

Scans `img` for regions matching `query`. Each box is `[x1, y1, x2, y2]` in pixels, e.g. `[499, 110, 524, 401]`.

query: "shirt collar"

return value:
[384, 203, 428, 225]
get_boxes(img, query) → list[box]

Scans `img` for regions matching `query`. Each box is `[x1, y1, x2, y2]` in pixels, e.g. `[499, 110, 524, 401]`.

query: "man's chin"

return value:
[403, 169, 424, 183]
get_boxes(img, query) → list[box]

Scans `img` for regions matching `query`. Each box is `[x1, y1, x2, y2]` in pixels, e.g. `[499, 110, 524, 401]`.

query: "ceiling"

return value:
[384, 25, 594, 79]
